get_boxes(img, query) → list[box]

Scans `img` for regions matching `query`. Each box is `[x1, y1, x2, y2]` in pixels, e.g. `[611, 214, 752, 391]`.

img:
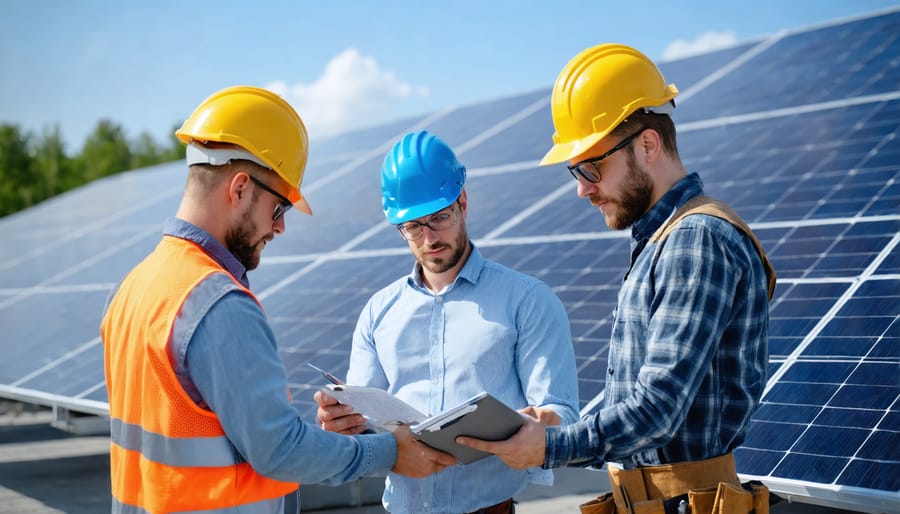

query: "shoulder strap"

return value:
[650, 195, 777, 300]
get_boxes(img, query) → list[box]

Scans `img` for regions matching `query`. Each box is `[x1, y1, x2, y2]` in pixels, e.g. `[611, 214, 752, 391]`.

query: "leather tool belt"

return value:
[579, 453, 770, 514]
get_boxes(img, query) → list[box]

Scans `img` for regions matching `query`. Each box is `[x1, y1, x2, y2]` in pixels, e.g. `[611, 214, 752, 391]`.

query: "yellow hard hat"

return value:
[541, 43, 679, 166]
[176, 85, 312, 215]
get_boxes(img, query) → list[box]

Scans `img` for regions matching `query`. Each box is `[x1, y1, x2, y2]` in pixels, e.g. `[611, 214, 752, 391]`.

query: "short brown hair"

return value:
[611, 109, 679, 158]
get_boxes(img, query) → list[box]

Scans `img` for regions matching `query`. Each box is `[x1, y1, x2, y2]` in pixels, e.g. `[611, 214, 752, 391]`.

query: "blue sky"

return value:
[2, 0, 897, 151]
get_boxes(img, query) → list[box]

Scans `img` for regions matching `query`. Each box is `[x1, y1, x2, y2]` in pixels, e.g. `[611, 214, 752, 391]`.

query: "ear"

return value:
[637, 129, 663, 164]
[457, 189, 468, 216]
[227, 171, 251, 208]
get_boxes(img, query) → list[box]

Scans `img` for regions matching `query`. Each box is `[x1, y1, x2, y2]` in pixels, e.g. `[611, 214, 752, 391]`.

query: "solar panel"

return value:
[1, 7, 898, 512]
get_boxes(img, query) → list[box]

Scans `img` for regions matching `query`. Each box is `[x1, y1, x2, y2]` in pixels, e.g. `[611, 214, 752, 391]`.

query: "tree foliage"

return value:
[0, 120, 185, 217]
[0, 124, 35, 214]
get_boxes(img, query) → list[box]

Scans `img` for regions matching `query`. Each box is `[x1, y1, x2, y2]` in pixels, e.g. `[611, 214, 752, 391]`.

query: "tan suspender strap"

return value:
[649, 196, 777, 300]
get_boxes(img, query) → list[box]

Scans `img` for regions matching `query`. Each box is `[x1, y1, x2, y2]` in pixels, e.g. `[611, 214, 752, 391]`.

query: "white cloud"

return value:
[661, 31, 738, 61]
[266, 48, 429, 138]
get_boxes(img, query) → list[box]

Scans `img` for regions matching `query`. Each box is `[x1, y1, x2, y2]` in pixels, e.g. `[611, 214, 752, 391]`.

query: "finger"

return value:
[412, 438, 457, 466]
[540, 410, 561, 426]
[321, 413, 367, 433]
[434, 451, 457, 467]
[455, 436, 493, 453]
[314, 391, 339, 406]
[336, 423, 369, 435]
[317, 403, 355, 422]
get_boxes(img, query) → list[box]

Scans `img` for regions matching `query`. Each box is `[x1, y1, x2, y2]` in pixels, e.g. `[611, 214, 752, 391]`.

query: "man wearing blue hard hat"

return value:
[315, 130, 580, 513]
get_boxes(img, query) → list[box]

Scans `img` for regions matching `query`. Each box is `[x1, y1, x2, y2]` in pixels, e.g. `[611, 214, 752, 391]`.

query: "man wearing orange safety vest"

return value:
[100, 86, 456, 514]
[459, 45, 776, 514]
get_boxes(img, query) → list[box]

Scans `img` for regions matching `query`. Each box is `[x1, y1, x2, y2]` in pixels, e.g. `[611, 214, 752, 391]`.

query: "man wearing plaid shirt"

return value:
[460, 43, 775, 513]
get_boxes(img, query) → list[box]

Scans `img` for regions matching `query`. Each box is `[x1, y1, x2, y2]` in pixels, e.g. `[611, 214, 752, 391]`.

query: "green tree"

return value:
[163, 122, 187, 162]
[77, 119, 132, 181]
[131, 131, 161, 169]
[129, 123, 185, 169]
[32, 124, 72, 197]
[0, 124, 35, 216]
[2, 118, 189, 218]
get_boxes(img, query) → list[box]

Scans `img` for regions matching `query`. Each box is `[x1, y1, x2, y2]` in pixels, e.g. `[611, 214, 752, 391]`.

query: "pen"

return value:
[307, 363, 344, 385]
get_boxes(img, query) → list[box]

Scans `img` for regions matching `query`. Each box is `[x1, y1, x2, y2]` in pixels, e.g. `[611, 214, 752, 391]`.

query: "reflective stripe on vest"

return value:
[110, 418, 244, 468]
[112, 495, 284, 514]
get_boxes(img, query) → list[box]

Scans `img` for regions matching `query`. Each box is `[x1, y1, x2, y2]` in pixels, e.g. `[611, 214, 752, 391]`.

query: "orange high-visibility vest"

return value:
[101, 235, 297, 513]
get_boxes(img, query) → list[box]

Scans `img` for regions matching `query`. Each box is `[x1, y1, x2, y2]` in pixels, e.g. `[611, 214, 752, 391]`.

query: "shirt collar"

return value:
[409, 241, 484, 292]
[631, 172, 704, 244]
[163, 217, 250, 287]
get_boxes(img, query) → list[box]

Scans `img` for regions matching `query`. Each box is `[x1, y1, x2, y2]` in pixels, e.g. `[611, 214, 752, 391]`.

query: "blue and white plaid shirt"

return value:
[545, 173, 769, 468]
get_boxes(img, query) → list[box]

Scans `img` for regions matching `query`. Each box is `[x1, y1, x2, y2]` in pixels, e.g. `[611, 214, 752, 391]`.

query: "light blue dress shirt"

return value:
[161, 218, 398, 510]
[348, 244, 580, 514]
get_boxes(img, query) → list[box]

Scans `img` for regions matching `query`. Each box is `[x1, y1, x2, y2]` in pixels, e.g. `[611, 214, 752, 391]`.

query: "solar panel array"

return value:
[1, 8, 898, 512]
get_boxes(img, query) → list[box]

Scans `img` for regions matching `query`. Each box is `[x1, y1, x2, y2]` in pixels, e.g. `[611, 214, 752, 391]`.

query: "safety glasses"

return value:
[567, 128, 645, 183]
[396, 203, 459, 241]
[248, 175, 293, 221]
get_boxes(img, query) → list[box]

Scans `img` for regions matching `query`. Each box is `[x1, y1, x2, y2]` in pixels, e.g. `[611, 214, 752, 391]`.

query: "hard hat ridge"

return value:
[381, 130, 466, 225]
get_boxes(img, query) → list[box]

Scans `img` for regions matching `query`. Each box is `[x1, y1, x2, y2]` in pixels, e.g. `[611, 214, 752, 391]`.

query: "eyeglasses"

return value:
[396, 204, 458, 241]
[248, 175, 293, 221]
[567, 128, 645, 183]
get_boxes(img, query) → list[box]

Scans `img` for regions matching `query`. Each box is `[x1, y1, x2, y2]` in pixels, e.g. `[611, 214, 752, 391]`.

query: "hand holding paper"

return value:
[314, 390, 368, 435]
[321, 384, 427, 427]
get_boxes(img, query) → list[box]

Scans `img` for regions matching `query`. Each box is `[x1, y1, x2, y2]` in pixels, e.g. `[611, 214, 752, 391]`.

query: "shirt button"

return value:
[608, 368, 615, 376]
[435, 296, 443, 303]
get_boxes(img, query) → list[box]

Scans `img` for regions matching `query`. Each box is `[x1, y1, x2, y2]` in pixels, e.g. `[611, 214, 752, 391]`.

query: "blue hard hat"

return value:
[381, 130, 466, 224]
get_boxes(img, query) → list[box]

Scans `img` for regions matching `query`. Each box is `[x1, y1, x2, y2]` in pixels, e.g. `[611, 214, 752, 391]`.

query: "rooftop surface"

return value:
[1, 402, 866, 514]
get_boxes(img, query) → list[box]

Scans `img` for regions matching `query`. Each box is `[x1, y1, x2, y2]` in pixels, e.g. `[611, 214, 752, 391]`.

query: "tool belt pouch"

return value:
[688, 480, 769, 514]
[579, 492, 615, 514]
[604, 467, 667, 514]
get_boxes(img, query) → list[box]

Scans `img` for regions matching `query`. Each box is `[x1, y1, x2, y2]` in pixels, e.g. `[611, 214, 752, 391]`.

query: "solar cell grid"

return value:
[675, 10, 900, 121]
[659, 42, 757, 96]
[306, 113, 425, 168]
[423, 88, 549, 150]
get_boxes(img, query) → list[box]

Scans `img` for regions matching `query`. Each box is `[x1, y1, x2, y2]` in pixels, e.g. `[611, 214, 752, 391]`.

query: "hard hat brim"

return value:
[288, 189, 313, 216]
[385, 195, 457, 225]
[540, 132, 605, 166]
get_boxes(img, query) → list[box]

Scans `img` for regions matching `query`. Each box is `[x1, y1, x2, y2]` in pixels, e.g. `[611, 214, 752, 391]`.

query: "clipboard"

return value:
[410, 392, 525, 464]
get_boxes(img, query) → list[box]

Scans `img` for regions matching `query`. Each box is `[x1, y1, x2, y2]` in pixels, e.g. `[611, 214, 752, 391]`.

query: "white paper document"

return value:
[322, 384, 427, 427]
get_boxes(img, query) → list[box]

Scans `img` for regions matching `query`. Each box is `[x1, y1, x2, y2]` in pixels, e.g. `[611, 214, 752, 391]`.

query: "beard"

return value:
[418, 227, 469, 274]
[603, 154, 654, 230]
[226, 203, 265, 271]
